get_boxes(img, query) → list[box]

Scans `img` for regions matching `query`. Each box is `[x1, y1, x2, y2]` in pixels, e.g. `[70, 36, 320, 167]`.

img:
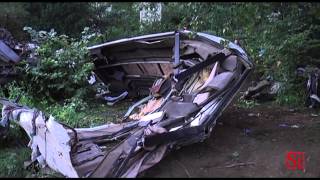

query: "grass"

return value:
[0, 147, 31, 177]
[0, 123, 32, 177]
[48, 98, 134, 128]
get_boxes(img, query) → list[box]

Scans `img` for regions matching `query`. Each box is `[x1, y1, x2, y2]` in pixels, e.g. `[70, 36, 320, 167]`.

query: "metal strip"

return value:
[174, 32, 180, 75]
[96, 60, 171, 70]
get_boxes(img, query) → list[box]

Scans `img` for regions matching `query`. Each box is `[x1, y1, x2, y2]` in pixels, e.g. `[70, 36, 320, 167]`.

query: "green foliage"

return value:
[0, 2, 30, 40]
[23, 3, 93, 37]
[0, 82, 36, 107]
[46, 102, 86, 127]
[22, 27, 103, 102]
[0, 119, 31, 177]
[276, 82, 306, 106]
[0, 148, 30, 177]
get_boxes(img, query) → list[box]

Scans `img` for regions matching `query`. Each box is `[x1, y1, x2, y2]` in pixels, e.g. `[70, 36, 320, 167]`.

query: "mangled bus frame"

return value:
[0, 30, 254, 177]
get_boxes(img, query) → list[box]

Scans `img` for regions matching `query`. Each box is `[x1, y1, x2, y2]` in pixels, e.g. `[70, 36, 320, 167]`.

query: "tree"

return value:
[24, 3, 93, 37]
[0, 2, 30, 40]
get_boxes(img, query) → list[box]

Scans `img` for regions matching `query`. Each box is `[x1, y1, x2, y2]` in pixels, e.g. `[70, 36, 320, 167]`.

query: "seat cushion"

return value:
[207, 71, 234, 91]
[163, 101, 198, 119]
[193, 92, 210, 105]
[221, 55, 237, 71]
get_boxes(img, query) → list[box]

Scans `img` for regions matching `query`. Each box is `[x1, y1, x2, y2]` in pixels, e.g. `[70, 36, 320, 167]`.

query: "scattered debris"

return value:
[0, 28, 22, 85]
[232, 152, 239, 158]
[248, 113, 261, 117]
[243, 128, 252, 136]
[297, 66, 320, 108]
[310, 113, 318, 117]
[289, 108, 296, 112]
[290, 125, 300, 128]
[0, 28, 38, 85]
[224, 162, 255, 168]
[278, 123, 289, 128]
[243, 79, 281, 102]
[105, 91, 128, 106]
[248, 113, 255, 117]
[278, 123, 301, 128]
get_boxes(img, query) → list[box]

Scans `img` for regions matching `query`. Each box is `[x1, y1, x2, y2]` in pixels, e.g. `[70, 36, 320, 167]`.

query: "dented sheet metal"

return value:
[0, 30, 253, 177]
[0, 103, 78, 177]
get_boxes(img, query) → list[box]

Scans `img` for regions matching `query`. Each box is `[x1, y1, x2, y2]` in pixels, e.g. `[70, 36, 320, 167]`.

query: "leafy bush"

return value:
[22, 27, 103, 103]
[0, 82, 36, 107]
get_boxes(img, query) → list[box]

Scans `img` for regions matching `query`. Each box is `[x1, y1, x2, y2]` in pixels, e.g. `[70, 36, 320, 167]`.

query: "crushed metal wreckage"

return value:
[0, 28, 38, 85]
[243, 79, 281, 102]
[297, 66, 320, 108]
[0, 28, 22, 85]
[0, 30, 253, 177]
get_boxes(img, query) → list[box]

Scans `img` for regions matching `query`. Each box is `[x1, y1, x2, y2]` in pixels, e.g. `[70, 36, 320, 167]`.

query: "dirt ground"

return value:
[141, 103, 320, 178]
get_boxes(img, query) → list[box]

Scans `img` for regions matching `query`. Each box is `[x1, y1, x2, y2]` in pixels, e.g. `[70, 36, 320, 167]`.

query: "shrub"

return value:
[21, 27, 103, 102]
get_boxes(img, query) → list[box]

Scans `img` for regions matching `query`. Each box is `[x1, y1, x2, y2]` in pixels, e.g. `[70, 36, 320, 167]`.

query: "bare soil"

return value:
[141, 103, 320, 178]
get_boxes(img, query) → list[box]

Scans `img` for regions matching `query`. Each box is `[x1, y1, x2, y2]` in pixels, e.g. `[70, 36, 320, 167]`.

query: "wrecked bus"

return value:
[0, 30, 254, 177]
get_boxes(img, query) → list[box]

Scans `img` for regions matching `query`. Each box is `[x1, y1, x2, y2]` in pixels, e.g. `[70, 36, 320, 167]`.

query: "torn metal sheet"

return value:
[0, 30, 253, 177]
[104, 91, 128, 106]
[243, 78, 282, 102]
